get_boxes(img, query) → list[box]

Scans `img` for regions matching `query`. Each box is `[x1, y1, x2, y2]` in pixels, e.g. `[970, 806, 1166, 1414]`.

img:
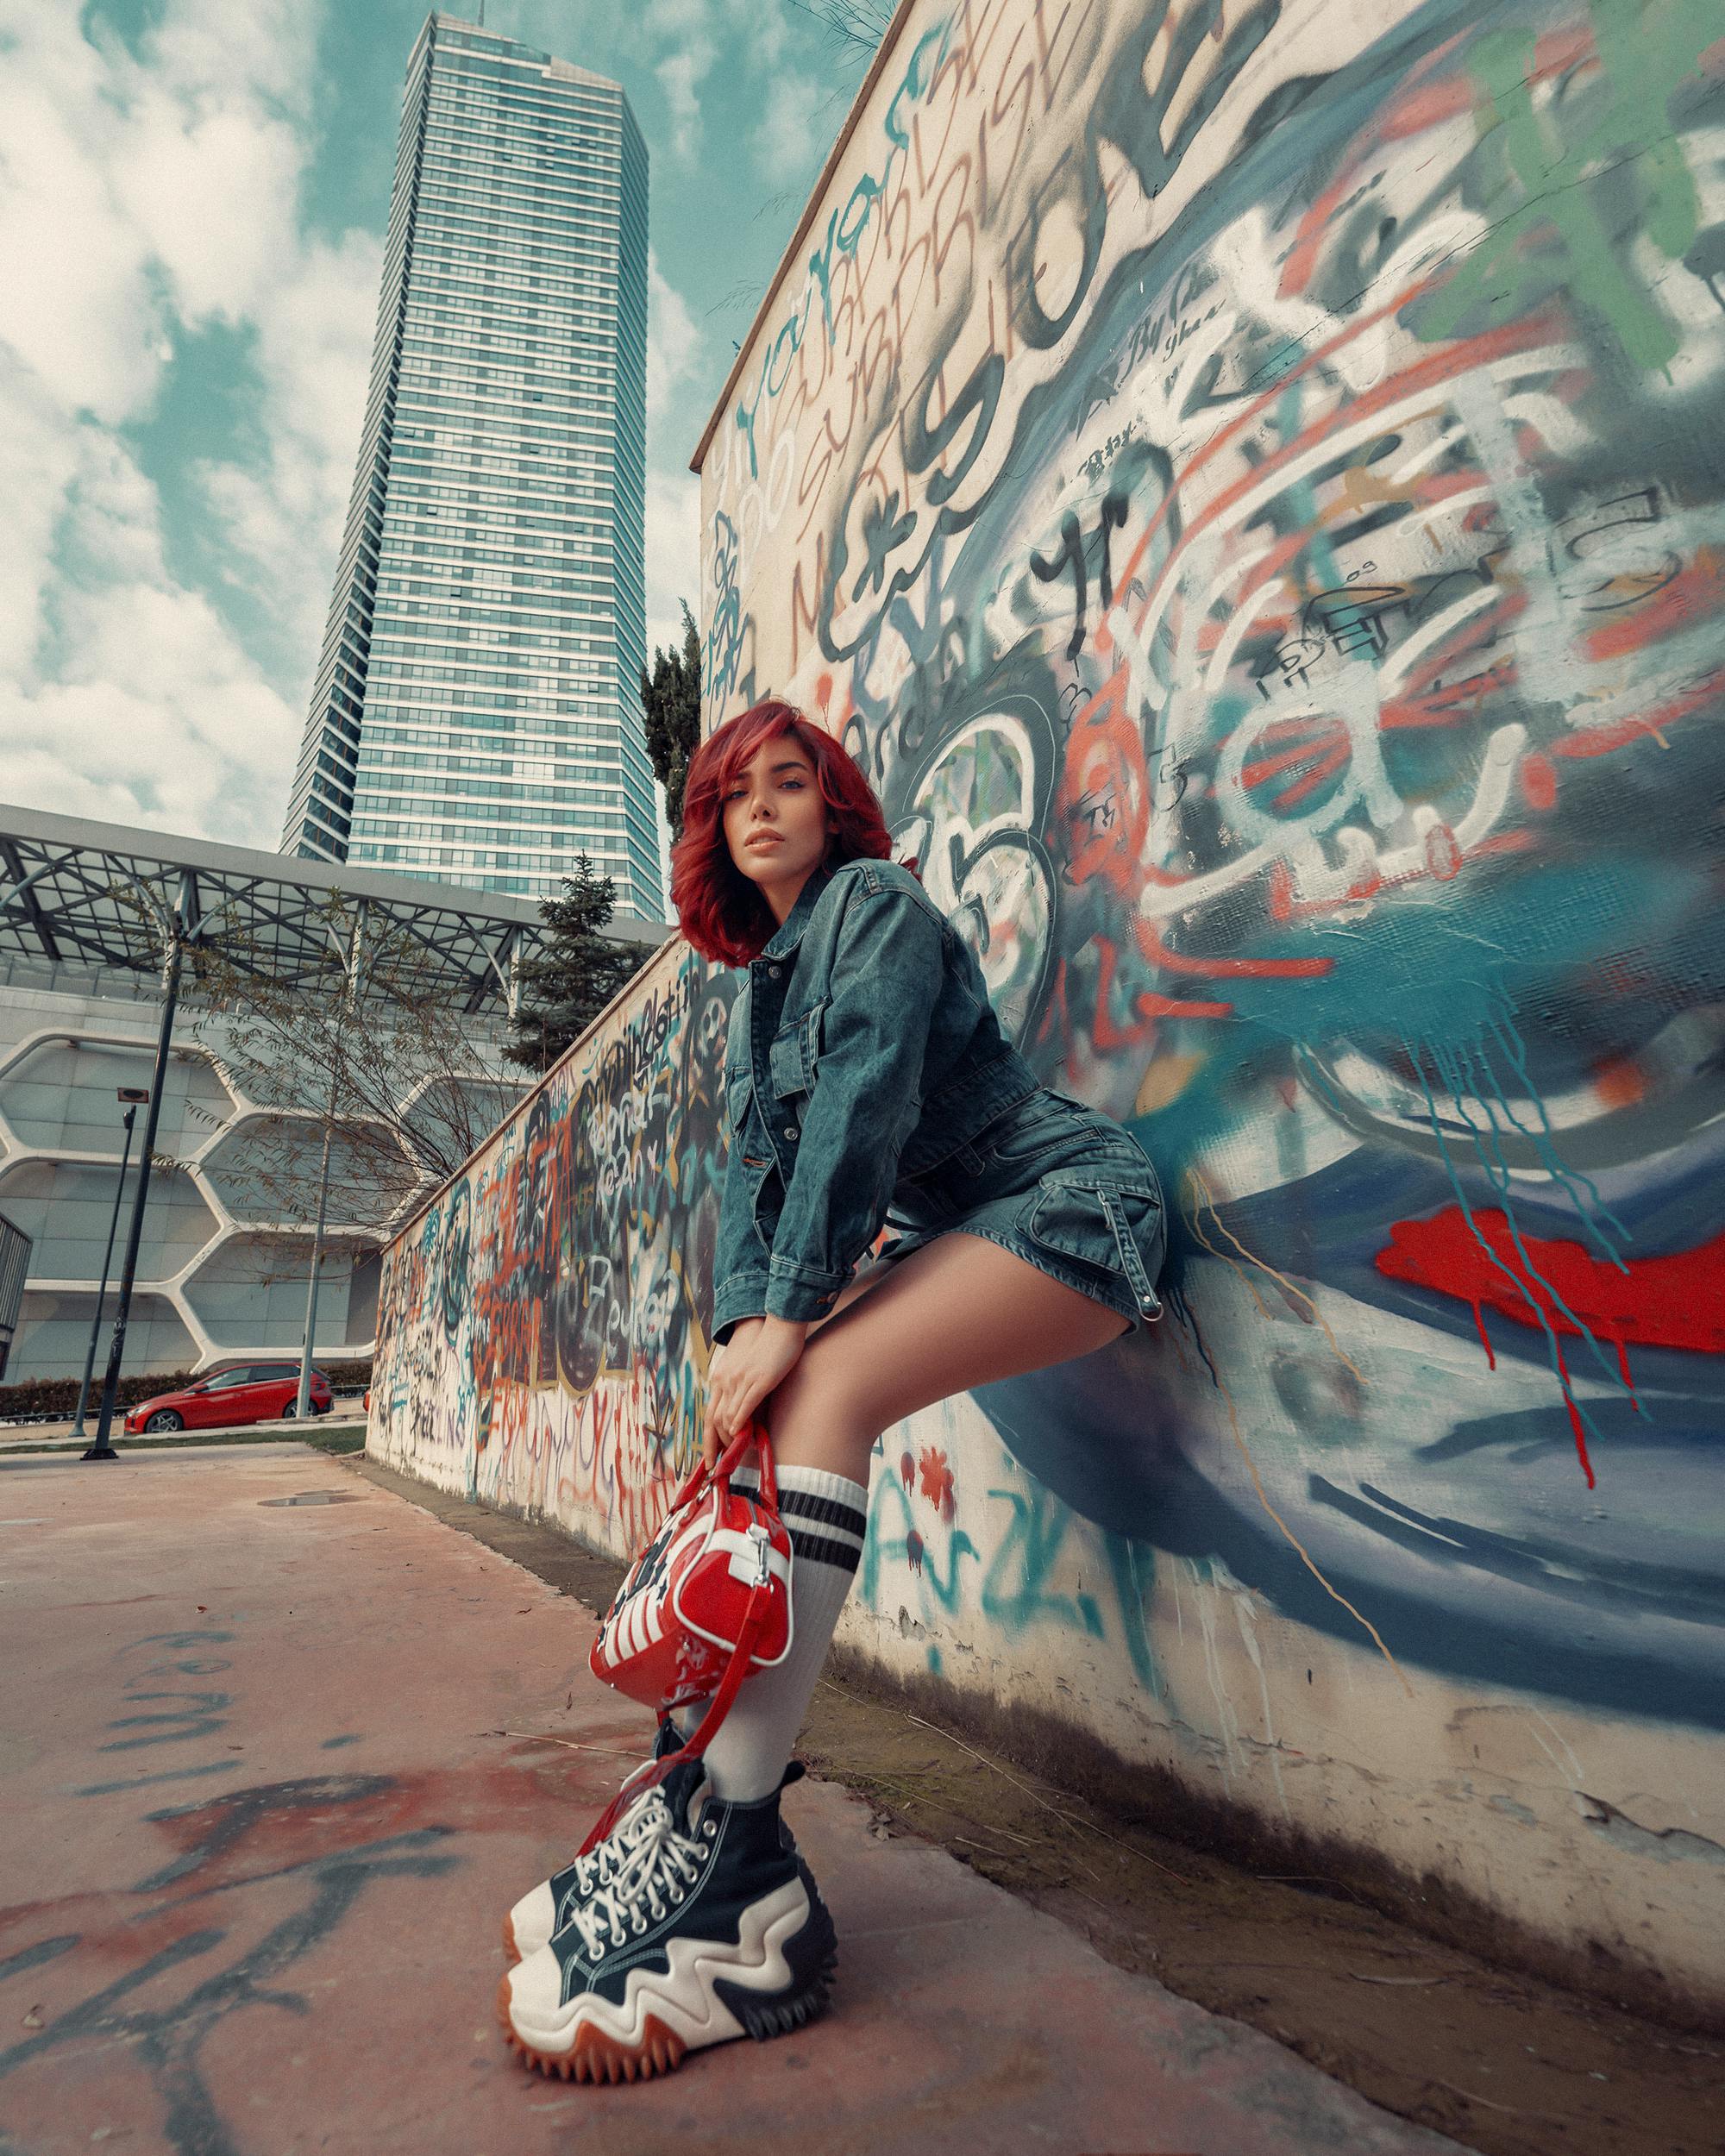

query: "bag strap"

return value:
[577, 1419, 784, 1854]
[575, 1578, 774, 1855]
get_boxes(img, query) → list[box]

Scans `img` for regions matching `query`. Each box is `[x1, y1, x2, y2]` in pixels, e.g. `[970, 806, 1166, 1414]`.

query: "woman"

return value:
[498, 700, 1165, 2082]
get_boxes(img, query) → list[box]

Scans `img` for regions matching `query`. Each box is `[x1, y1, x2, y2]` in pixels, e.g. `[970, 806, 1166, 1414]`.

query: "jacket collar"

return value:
[758, 861, 836, 962]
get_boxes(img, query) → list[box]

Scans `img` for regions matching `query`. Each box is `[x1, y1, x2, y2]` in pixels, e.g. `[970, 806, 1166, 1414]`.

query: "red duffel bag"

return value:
[580, 1418, 793, 1852]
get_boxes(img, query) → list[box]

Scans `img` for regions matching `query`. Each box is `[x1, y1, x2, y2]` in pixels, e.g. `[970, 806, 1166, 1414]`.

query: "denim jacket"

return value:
[712, 856, 1041, 1344]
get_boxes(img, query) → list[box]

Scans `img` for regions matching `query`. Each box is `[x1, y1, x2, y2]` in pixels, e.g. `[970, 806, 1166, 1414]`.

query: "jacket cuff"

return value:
[712, 1269, 771, 1348]
[764, 1254, 850, 1326]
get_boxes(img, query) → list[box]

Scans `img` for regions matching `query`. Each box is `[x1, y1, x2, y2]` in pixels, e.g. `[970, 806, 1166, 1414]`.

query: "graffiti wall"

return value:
[373, 0, 1725, 2005]
[370, 939, 734, 1551]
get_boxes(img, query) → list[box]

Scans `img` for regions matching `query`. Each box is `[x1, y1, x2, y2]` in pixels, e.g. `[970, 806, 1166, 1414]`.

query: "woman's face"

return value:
[721, 735, 831, 918]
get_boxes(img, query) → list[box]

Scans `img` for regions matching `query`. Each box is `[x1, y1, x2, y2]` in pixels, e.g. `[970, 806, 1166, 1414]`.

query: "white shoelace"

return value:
[572, 1794, 712, 1959]
[555, 1786, 664, 1909]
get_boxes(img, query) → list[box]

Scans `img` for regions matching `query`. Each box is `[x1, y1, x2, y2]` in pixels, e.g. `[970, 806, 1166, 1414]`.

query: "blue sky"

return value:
[0, 0, 868, 847]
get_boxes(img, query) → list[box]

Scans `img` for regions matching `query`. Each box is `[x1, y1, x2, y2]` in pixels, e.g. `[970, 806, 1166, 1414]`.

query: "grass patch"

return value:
[306, 1428, 367, 1456]
[0, 1420, 367, 1460]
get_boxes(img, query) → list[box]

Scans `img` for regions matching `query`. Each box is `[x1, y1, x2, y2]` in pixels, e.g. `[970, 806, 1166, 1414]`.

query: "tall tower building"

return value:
[282, 13, 662, 918]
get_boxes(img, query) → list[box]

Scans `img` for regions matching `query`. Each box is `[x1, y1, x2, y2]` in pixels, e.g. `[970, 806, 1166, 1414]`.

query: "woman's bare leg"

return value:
[763, 1233, 1130, 1481]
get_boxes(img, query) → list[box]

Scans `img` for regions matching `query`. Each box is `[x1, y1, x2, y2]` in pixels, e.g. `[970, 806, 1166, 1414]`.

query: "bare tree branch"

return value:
[185, 896, 525, 1236]
[785, 0, 897, 58]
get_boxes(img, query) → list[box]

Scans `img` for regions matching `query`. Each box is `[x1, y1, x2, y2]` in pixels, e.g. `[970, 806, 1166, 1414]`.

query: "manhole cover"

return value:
[260, 1491, 363, 1507]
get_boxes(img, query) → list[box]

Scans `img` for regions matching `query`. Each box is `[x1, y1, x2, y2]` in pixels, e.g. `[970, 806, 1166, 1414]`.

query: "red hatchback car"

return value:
[125, 1361, 333, 1434]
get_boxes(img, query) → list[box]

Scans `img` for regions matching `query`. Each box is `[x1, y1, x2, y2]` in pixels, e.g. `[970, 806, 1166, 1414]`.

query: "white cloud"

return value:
[648, 249, 702, 430]
[0, 429, 297, 840]
[751, 66, 831, 187]
[197, 225, 381, 666]
[643, 0, 789, 161]
[645, 249, 705, 661]
[0, 0, 372, 849]
[645, 464, 702, 666]
[655, 41, 715, 161]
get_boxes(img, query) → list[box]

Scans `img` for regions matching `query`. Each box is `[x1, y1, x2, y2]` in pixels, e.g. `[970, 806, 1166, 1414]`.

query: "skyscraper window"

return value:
[281, 12, 661, 917]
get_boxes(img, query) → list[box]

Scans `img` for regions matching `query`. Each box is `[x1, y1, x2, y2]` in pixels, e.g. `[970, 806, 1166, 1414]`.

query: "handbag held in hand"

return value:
[580, 1418, 793, 1851]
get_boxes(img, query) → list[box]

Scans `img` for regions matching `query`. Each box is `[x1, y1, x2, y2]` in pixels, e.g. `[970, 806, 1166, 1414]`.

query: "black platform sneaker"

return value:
[504, 1728, 812, 1964]
[504, 1715, 686, 1961]
[497, 1758, 837, 2083]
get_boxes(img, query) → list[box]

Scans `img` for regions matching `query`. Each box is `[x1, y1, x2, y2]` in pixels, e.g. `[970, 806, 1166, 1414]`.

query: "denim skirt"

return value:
[875, 1087, 1166, 1330]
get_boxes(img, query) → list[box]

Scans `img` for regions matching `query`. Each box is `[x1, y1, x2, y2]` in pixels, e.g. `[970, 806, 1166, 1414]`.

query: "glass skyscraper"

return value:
[282, 13, 662, 918]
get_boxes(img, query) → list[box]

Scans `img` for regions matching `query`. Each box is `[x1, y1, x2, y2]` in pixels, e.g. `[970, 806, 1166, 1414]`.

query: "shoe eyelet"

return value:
[593, 1943, 605, 1960]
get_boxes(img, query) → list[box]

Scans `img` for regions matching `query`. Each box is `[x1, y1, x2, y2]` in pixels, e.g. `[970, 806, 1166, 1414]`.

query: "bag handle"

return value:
[664, 1413, 777, 1516]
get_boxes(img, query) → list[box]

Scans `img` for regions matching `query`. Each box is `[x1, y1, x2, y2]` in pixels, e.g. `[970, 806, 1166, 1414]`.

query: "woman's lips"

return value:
[744, 833, 783, 849]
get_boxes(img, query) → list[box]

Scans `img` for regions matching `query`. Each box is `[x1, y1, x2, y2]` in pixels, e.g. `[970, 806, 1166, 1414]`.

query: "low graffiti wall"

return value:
[372, 0, 1725, 2010]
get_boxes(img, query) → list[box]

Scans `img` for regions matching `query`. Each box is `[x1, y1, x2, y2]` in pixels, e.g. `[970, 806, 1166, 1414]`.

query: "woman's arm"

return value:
[762, 882, 944, 1324]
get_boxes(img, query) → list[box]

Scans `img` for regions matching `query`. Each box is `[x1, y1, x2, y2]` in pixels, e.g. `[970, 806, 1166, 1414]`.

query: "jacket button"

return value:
[768, 964, 781, 978]
[783, 1125, 798, 1141]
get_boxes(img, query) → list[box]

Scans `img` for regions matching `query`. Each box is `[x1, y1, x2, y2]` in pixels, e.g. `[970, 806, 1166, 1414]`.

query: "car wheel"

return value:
[144, 1410, 184, 1433]
[282, 1401, 298, 1419]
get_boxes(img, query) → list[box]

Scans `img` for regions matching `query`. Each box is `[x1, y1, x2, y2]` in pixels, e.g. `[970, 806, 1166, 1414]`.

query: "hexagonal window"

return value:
[402, 1075, 526, 1172]
[0, 1038, 231, 1155]
[0, 1158, 216, 1282]
[345, 1250, 381, 1346]
[200, 1115, 416, 1231]
[184, 1232, 369, 1352]
[9, 1288, 197, 1383]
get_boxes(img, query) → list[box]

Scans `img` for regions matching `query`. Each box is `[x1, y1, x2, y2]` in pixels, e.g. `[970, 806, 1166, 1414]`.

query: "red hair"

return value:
[672, 701, 897, 967]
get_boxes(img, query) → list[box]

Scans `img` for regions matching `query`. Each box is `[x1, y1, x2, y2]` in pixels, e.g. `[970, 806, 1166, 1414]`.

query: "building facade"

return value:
[0, 805, 662, 1385]
[281, 12, 661, 916]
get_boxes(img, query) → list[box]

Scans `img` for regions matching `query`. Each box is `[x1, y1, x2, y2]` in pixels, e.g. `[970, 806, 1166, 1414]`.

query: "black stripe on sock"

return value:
[778, 1489, 867, 1540]
[788, 1526, 862, 1575]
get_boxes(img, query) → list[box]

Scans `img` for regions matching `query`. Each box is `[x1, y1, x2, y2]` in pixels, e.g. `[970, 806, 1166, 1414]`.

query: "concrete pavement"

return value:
[0, 1444, 1471, 2156]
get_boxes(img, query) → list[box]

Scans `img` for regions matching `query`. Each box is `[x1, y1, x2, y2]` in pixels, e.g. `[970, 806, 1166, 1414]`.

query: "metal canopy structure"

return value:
[0, 803, 668, 1017]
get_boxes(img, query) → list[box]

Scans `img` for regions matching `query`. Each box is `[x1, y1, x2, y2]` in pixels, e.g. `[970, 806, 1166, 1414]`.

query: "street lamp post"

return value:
[293, 1113, 336, 1422]
[294, 906, 365, 1421]
[68, 1087, 149, 1440]
[85, 872, 203, 1463]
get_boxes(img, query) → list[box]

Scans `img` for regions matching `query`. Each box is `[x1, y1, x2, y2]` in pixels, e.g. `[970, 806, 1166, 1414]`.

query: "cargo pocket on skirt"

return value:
[1026, 1166, 1166, 1320]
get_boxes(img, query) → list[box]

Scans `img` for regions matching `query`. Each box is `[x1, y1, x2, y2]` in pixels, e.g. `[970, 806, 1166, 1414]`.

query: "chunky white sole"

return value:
[497, 1879, 837, 2083]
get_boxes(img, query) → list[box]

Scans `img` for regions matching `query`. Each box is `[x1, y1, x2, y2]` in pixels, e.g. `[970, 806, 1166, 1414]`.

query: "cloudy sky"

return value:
[0, 0, 866, 849]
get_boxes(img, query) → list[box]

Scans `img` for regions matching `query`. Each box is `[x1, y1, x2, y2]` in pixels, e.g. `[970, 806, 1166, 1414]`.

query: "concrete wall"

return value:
[371, 0, 1725, 2013]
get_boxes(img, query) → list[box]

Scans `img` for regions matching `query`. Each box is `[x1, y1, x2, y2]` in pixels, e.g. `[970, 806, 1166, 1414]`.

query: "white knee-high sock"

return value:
[691, 1463, 868, 1804]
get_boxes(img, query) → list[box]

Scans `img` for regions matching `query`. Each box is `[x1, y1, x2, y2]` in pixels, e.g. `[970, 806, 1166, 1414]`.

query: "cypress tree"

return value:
[505, 856, 643, 1073]
[641, 599, 702, 835]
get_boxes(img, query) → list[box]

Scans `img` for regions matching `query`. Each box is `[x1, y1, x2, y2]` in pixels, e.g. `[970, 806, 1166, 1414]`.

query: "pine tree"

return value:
[641, 599, 702, 834]
[505, 856, 644, 1073]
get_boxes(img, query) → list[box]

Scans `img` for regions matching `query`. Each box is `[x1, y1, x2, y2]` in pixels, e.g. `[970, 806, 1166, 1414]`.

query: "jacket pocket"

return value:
[768, 1002, 823, 1100]
[1026, 1165, 1165, 1315]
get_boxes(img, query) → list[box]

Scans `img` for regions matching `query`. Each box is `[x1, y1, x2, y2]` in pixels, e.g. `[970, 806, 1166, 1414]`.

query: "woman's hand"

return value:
[702, 1315, 809, 1467]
